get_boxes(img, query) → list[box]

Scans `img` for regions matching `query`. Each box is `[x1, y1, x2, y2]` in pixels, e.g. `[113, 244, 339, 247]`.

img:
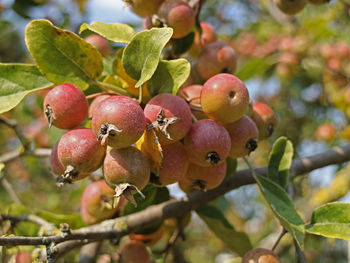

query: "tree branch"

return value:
[0, 148, 51, 163]
[0, 144, 350, 258]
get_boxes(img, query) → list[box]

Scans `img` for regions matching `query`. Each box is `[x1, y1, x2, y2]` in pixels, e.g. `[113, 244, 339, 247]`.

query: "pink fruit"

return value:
[201, 73, 250, 124]
[43, 83, 88, 129]
[119, 240, 150, 263]
[242, 248, 281, 263]
[158, 0, 195, 39]
[84, 34, 112, 57]
[127, 0, 164, 17]
[189, 22, 217, 57]
[103, 147, 150, 206]
[224, 115, 259, 158]
[144, 93, 192, 145]
[92, 96, 146, 149]
[81, 180, 119, 224]
[196, 42, 237, 80]
[315, 123, 336, 141]
[57, 127, 106, 184]
[251, 102, 278, 140]
[184, 119, 231, 167]
[88, 95, 111, 119]
[178, 84, 207, 120]
[153, 141, 189, 186]
[181, 161, 227, 191]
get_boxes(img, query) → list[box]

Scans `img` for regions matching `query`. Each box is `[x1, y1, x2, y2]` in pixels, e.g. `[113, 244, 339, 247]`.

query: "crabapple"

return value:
[129, 225, 164, 246]
[81, 180, 119, 224]
[178, 84, 207, 120]
[92, 96, 146, 149]
[153, 141, 189, 186]
[57, 127, 106, 184]
[103, 147, 150, 206]
[180, 161, 227, 191]
[84, 34, 112, 57]
[184, 119, 231, 167]
[126, 0, 164, 17]
[189, 22, 217, 57]
[242, 248, 281, 263]
[315, 123, 336, 141]
[274, 0, 306, 15]
[158, 0, 195, 39]
[201, 73, 250, 124]
[196, 42, 237, 80]
[43, 83, 88, 129]
[5, 252, 32, 263]
[144, 93, 192, 145]
[224, 115, 259, 158]
[119, 240, 150, 263]
[251, 102, 278, 140]
[88, 95, 110, 119]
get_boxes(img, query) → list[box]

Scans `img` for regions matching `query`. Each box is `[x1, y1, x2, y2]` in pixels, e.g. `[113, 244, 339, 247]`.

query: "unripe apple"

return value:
[242, 248, 281, 263]
[88, 95, 110, 119]
[196, 42, 237, 80]
[201, 73, 250, 124]
[180, 161, 227, 191]
[315, 123, 336, 141]
[189, 22, 217, 57]
[43, 83, 88, 129]
[119, 240, 150, 263]
[56, 128, 106, 186]
[84, 34, 112, 57]
[81, 180, 119, 224]
[274, 0, 307, 15]
[178, 84, 207, 120]
[144, 93, 192, 145]
[126, 0, 164, 17]
[251, 102, 278, 140]
[154, 141, 189, 186]
[103, 147, 150, 206]
[224, 115, 259, 158]
[92, 96, 146, 149]
[158, 0, 195, 39]
[184, 119, 231, 167]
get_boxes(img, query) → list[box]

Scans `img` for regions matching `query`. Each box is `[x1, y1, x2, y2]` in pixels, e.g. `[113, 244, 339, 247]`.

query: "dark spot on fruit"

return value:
[246, 138, 258, 154]
[206, 151, 221, 165]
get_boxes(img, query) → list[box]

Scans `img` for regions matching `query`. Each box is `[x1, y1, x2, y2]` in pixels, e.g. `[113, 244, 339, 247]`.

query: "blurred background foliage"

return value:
[1, 0, 350, 262]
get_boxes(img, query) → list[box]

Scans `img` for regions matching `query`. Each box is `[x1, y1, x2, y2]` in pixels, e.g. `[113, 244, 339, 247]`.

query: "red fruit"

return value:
[158, 0, 195, 39]
[242, 248, 281, 263]
[88, 95, 111, 118]
[201, 73, 250, 124]
[153, 141, 189, 186]
[84, 34, 112, 57]
[184, 119, 231, 167]
[57, 127, 106, 184]
[189, 22, 217, 57]
[92, 96, 146, 149]
[81, 206, 100, 225]
[315, 123, 336, 141]
[144, 93, 192, 145]
[224, 115, 259, 158]
[119, 240, 150, 263]
[129, 225, 164, 246]
[178, 84, 207, 120]
[43, 83, 88, 129]
[181, 161, 227, 191]
[103, 147, 150, 206]
[127, 0, 164, 17]
[251, 102, 278, 140]
[196, 42, 237, 80]
[81, 180, 119, 224]
[6, 252, 32, 263]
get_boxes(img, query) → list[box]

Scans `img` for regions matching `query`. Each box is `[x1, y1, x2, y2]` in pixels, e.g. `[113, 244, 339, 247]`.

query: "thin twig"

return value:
[294, 239, 307, 263]
[272, 228, 287, 251]
[0, 148, 51, 164]
[0, 117, 31, 150]
[0, 214, 54, 228]
[1, 178, 22, 204]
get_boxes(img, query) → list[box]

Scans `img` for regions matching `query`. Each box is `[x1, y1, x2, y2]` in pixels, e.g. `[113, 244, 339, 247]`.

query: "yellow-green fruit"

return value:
[274, 0, 307, 15]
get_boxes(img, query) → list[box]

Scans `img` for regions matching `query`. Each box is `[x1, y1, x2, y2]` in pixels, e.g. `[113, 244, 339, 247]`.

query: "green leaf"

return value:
[267, 137, 293, 188]
[255, 175, 305, 249]
[0, 63, 52, 114]
[170, 31, 195, 56]
[79, 21, 136, 44]
[306, 202, 350, 240]
[36, 210, 85, 229]
[196, 204, 252, 256]
[122, 27, 173, 88]
[235, 58, 272, 81]
[148, 59, 190, 95]
[226, 157, 237, 178]
[25, 19, 103, 90]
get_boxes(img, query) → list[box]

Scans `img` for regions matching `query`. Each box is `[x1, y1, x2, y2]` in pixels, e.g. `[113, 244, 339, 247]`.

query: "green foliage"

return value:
[122, 28, 173, 88]
[0, 63, 52, 114]
[196, 204, 253, 256]
[267, 137, 293, 188]
[25, 19, 103, 90]
[79, 22, 136, 43]
[306, 202, 350, 240]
